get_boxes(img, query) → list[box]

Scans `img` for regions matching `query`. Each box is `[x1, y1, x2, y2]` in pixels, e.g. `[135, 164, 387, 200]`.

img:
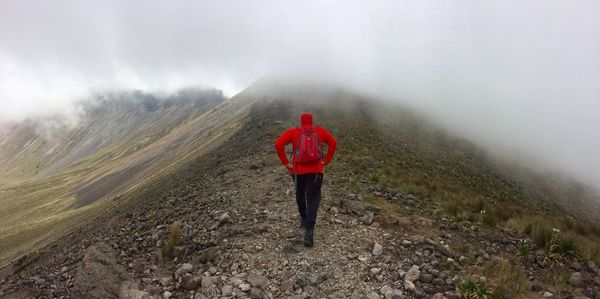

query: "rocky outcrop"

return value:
[73, 242, 133, 298]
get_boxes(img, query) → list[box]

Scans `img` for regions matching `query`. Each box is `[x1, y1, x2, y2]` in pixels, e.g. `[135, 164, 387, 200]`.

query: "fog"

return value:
[1, 0, 599, 187]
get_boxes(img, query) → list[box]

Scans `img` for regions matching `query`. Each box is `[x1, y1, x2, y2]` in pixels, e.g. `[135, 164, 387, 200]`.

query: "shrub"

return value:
[453, 213, 467, 222]
[482, 257, 530, 298]
[580, 241, 600, 265]
[434, 207, 446, 216]
[517, 239, 530, 257]
[490, 206, 514, 222]
[525, 220, 553, 248]
[554, 235, 577, 257]
[455, 276, 491, 298]
[444, 201, 460, 216]
[479, 212, 497, 227]
[163, 221, 183, 258]
[541, 228, 575, 266]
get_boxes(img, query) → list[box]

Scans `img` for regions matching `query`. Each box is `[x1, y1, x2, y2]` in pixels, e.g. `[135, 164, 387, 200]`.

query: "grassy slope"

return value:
[0, 91, 256, 265]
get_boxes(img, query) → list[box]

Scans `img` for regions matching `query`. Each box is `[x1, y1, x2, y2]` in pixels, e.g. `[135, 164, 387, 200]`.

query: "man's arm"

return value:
[320, 128, 337, 165]
[274, 129, 294, 165]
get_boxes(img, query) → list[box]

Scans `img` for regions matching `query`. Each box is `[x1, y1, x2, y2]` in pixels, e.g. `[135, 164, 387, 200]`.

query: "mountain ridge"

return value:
[1, 81, 600, 298]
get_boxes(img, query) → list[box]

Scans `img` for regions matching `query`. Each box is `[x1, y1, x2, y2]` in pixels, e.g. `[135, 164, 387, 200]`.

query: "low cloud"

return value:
[0, 0, 599, 187]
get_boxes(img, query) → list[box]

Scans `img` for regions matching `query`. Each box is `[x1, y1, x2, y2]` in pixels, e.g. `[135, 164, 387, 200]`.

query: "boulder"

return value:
[74, 242, 132, 298]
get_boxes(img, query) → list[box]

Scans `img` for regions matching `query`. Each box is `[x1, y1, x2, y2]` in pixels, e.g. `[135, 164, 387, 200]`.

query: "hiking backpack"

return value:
[295, 126, 323, 165]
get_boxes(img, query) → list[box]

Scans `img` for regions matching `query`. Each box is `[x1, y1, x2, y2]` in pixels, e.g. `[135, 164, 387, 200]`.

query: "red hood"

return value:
[300, 113, 313, 127]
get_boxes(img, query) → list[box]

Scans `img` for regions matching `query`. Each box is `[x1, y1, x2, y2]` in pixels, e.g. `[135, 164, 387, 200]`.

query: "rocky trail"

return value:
[1, 99, 599, 299]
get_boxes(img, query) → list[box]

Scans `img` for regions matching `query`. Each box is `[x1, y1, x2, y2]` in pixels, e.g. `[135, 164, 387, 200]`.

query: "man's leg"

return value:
[303, 173, 323, 247]
[293, 174, 307, 227]
[305, 173, 323, 230]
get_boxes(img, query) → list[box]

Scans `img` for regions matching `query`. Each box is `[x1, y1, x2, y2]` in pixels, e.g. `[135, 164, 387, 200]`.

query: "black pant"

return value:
[292, 173, 323, 230]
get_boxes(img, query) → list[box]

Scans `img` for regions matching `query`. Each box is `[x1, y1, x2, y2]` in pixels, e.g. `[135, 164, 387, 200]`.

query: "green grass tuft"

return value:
[455, 276, 492, 298]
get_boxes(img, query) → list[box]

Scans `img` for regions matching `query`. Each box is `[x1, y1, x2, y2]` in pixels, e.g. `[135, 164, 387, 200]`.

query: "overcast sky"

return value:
[0, 0, 599, 186]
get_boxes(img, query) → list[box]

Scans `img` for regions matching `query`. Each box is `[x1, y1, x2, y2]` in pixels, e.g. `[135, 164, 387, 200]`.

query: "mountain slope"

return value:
[0, 88, 257, 265]
[1, 82, 600, 298]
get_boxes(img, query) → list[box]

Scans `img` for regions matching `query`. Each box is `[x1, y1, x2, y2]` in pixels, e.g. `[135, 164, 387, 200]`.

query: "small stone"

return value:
[176, 263, 193, 275]
[362, 211, 375, 225]
[371, 268, 382, 275]
[181, 275, 202, 291]
[412, 235, 424, 244]
[240, 283, 251, 291]
[373, 243, 384, 256]
[569, 272, 583, 287]
[162, 291, 172, 299]
[218, 213, 230, 223]
[432, 278, 445, 285]
[588, 261, 600, 274]
[404, 265, 420, 282]
[201, 276, 218, 288]
[432, 293, 445, 299]
[198, 246, 220, 263]
[380, 285, 392, 295]
[330, 206, 340, 214]
[221, 285, 233, 296]
[333, 267, 343, 279]
[403, 279, 416, 291]
[249, 287, 265, 298]
[247, 273, 269, 289]
[542, 291, 554, 297]
[280, 280, 294, 292]
[385, 289, 404, 299]
[367, 292, 381, 299]
[159, 276, 173, 287]
[358, 255, 369, 262]
[281, 269, 295, 281]
[420, 273, 433, 283]
[230, 277, 243, 286]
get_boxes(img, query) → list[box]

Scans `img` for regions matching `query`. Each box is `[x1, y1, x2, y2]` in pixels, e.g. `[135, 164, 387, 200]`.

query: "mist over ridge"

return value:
[1, 0, 599, 189]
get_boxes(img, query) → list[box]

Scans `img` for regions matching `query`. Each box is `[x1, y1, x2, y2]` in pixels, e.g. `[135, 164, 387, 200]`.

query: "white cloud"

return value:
[0, 0, 599, 186]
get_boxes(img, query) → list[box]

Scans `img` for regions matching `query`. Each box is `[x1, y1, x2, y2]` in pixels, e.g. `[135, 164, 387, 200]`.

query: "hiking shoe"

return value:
[304, 229, 314, 247]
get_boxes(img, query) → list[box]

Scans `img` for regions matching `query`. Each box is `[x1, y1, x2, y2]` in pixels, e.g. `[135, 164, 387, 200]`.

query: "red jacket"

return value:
[274, 113, 337, 175]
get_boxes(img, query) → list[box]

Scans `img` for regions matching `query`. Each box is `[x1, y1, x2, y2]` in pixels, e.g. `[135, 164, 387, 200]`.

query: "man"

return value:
[274, 113, 337, 247]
